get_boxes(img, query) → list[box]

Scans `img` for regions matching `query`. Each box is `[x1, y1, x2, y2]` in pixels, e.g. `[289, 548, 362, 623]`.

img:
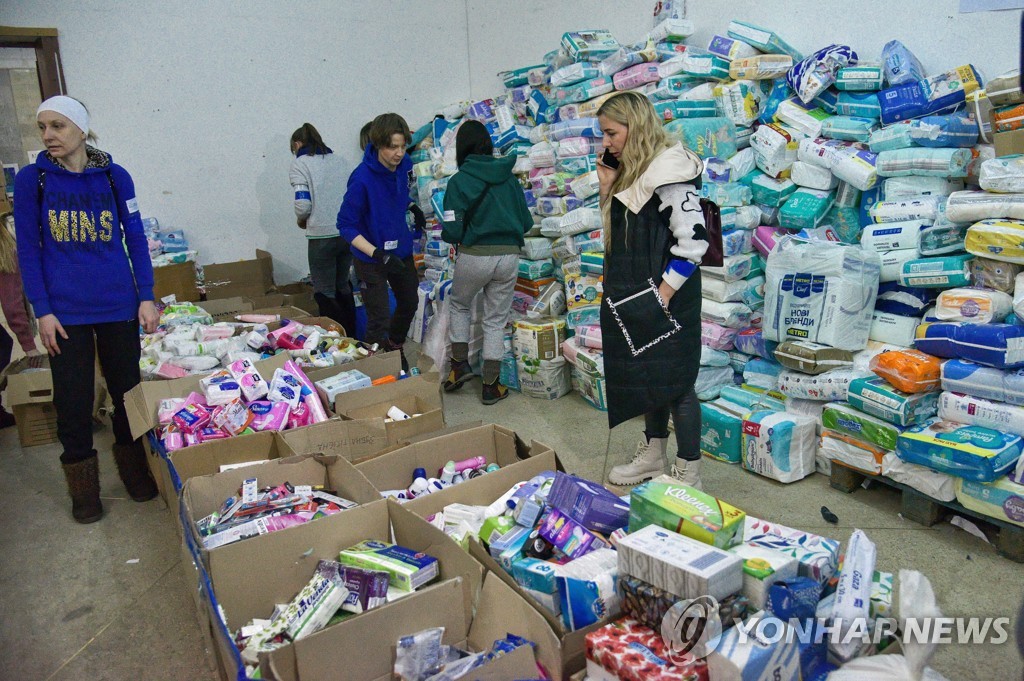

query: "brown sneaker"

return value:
[443, 359, 474, 393]
[481, 380, 509, 405]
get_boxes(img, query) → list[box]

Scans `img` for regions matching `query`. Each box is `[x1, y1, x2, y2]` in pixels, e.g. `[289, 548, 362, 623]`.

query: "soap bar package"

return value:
[616, 525, 744, 601]
[629, 480, 746, 549]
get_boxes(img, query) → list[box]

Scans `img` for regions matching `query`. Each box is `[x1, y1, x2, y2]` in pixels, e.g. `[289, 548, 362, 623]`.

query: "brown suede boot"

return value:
[112, 442, 158, 502]
[61, 457, 103, 523]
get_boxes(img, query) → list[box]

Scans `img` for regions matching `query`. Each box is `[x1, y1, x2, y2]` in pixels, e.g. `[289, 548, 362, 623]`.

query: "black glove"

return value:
[408, 204, 426, 233]
[373, 248, 408, 274]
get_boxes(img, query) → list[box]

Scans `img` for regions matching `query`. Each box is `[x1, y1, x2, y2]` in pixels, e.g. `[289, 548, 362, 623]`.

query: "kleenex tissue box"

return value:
[555, 548, 620, 631]
[630, 479, 746, 549]
[547, 472, 629, 534]
[617, 525, 743, 602]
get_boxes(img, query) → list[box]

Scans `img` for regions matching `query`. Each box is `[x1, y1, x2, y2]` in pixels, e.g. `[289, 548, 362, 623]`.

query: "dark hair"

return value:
[455, 120, 493, 167]
[368, 113, 411, 151]
[290, 123, 329, 155]
[359, 122, 372, 151]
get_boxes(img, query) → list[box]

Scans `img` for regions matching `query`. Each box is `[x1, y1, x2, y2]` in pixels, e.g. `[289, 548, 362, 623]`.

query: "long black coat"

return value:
[600, 195, 702, 429]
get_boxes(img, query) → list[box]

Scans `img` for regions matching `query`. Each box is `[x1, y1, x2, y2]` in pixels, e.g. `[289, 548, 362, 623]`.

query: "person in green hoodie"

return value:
[440, 120, 532, 404]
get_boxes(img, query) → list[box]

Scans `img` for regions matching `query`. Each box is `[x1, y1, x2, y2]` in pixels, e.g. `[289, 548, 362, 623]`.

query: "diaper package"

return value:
[744, 357, 784, 390]
[966, 219, 1024, 264]
[860, 220, 927, 252]
[870, 311, 920, 347]
[885, 175, 964, 199]
[897, 418, 1023, 482]
[745, 173, 798, 207]
[836, 91, 882, 119]
[955, 473, 1024, 527]
[750, 123, 800, 177]
[970, 258, 1022, 294]
[696, 365, 736, 401]
[702, 320, 738, 351]
[898, 253, 974, 288]
[778, 188, 835, 230]
[790, 161, 838, 190]
[722, 228, 755, 256]
[836, 65, 884, 91]
[730, 54, 794, 80]
[869, 196, 941, 224]
[941, 359, 1024, 404]
[820, 430, 889, 474]
[735, 326, 777, 358]
[940, 390, 1024, 440]
[703, 275, 765, 307]
[763, 241, 882, 350]
[869, 122, 915, 152]
[909, 114, 980, 148]
[822, 401, 905, 451]
[875, 281, 934, 316]
[821, 115, 879, 143]
[869, 348, 942, 393]
[701, 399, 747, 464]
[979, 155, 1024, 193]
[704, 252, 758, 282]
[775, 99, 831, 138]
[797, 137, 879, 191]
[774, 340, 852, 375]
[664, 116, 738, 159]
[721, 385, 787, 412]
[879, 248, 921, 283]
[935, 287, 1013, 323]
[919, 220, 969, 256]
[877, 64, 982, 125]
[752, 226, 787, 258]
[882, 40, 925, 86]
[848, 375, 939, 426]
[881, 452, 957, 502]
[742, 410, 818, 483]
[947, 191, 1024, 223]
[775, 367, 868, 401]
[875, 147, 972, 178]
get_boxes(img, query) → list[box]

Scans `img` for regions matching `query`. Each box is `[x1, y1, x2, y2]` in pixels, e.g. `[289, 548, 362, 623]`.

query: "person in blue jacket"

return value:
[14, 96, 159, 524]
[336, 112, 424, 367]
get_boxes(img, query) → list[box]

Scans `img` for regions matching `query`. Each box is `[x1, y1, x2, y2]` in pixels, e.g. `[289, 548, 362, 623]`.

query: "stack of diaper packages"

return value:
[562, 324, 607, 410]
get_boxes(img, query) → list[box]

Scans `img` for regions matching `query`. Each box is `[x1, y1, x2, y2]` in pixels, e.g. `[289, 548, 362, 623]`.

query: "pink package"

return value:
[211, 398, 254, 436]
[227, 358, 269, 401]
[701, 320, 738, 351]
[183, 391, 209, 408]
[236, 313, 280, 324]
[196, 324, 235, 342]
[613, 63, 661, 90]
[282, 360, 330, 424]
[184, 432, 201, 447]
[576, 324, 603, 350]
[172, 403, 212, 433]
[248, 401, 291, 431]
[287, 402, 312, 430]
[157, 398, 187, 425]
[197, 427, 231, 443]
[162, 429, 185, 452]
[154, 362, 189, 380]
[753, 226, 789, 258]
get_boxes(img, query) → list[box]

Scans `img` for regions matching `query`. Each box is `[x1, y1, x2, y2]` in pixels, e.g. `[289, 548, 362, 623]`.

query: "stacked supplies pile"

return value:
[562, 324, 607, 410]
[144, 216, 199, 268]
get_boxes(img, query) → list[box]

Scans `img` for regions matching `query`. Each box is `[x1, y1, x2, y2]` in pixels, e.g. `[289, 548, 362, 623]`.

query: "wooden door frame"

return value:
[0, 26, 65, 99]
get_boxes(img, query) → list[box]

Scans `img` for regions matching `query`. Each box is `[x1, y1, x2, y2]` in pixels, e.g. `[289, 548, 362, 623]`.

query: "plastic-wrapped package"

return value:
[876, 147, 972, 178]
[835, 91, 881, 119]
[729, 54, 793, 80]
[882, 40, 926, 86]
[774, 340, 852, 374]
[727, 20, 802, 59]
[966, 218, 1024, 263]
[789, 161, 836, 191]
[919, 220, 969, 256]
[776, 367, 869, 401]
[704, 252, 758, 282]
[908, 114, 979, 148]
[704, 182, 753, 208]
[821, 115, 878, 143]
[750, 123, 801, 177]
[941, 359, 1024, 404]
[869, 348, 942, 393]
[786, 45, 857, 104]
[898, 253, 974, 288]
[797, 137, 878, 191]
[702, 320, 738, 351]
[664, 117, 738, 160]
[875, 281, 934, 316]
[702, 275, 764, 307]
[859, 220, 927, 252]
[820, 430, 888, 474]
[965, 259, 1020, 294]
[940, 390, 1024, 439]
[883, 175, 963, 199]
[848, 376, 939, 426]
[741, 411, 818, 483]
[934, 287, 1013, 323]
[702, 300, 753, 329]
[778, 188, 835, 230]
[979, 155, 1024, 193]
[836, 65, 884, 91]
[823, 401, 905, 451]
[870, 311, 920, 347]
[713, 79, 767, 126]
[775, 99, 830, 138]
[897, 418, 1023, 482]
[744, 173, 797, 207]
[868, 196, 941, 223]
[696, 365, 735, 400]
[744, 357, 783, 389]
[550, 62, 600, 87]
[948, 191, 1024, 223]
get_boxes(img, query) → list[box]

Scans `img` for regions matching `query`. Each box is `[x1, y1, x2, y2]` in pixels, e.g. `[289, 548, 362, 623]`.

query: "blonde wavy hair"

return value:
[597, 91, 675, 251]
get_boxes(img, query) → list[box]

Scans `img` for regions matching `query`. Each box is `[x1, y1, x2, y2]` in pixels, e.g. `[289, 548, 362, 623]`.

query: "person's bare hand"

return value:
[38, 314, 67, 356]
[658, 281, 676, 308]
[139, 301, 160, 334]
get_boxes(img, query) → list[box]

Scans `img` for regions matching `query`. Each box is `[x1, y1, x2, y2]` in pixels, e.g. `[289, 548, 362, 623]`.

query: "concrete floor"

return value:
[3, 347, 1023, 680]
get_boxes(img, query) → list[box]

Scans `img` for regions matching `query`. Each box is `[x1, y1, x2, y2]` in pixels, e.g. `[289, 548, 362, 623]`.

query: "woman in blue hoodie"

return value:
[336, 113, 424, 366]
[14, 96, 159, 523]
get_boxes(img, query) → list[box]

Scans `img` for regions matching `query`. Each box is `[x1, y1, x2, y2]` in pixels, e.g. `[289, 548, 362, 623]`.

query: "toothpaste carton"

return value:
[337, 540, 438, 592]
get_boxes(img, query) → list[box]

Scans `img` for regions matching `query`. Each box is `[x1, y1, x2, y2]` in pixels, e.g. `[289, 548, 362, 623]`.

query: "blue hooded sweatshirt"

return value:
[13, 147, 154, 325]
[336, 143, 414, 263]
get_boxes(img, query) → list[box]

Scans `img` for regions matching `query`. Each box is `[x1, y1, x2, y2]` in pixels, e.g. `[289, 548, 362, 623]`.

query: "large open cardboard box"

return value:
[202, 297, 255, 321]
[248, 282, 317, 320]
[153, 261, 200, 302]
[193, 498, 494, 681]
[204, 249, 275, 300]
[334, 374, 444, 447]
[355, 423, 551, 495]
[6, 356, 107, 448]
[396, 449, 605, 679]
[181, 452, 380, 570]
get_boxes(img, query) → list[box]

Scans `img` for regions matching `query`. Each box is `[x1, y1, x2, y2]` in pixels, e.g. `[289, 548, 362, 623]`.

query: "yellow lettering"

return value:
[79, 212, 97, 242]
[70, 211, 79, 241]
[99, 211, 113, 242]
[49, 210, 69, 242]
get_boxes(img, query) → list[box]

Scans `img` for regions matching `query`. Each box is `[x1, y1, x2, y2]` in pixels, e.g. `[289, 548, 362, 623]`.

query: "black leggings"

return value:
[644, 387, 701, 461]
[50, 319, 141, 464]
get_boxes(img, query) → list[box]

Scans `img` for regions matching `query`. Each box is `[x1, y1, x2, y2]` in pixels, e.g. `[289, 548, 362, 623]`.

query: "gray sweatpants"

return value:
[448, 253, 518, 361]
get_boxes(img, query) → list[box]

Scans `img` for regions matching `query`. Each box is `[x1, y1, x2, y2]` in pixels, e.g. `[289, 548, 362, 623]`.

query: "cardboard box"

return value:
[194, 498, 488, 681]
[249, 282, 317, 320]
[247, 305, 312, 321]
[280, 418, 390, 463]
[355, 424, 550, 495]
[994, 128, 1024, 157]
[202, 297, 255, 321]
[181, 452, 380, 567]
[153, 261, 200, 302]
[7, 358, 59, 447]
[334, 375, 444, 446]
[203, 249, 275, 300]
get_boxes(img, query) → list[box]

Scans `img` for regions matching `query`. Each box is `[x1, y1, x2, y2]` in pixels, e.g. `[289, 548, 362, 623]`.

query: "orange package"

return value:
[994, 104, 1024, 133]
[868, 349, 942, 394]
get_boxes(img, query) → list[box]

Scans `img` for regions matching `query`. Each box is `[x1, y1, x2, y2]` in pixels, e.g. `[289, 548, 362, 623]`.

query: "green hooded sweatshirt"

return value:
[441, 154, 533, 255]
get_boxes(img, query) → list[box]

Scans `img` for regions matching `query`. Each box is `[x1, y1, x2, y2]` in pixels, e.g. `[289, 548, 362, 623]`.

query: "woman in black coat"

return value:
[597, 91, 709, 490]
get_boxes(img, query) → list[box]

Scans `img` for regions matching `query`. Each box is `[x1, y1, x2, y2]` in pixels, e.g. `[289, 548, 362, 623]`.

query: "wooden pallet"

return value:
[829, 463, 1024, 563]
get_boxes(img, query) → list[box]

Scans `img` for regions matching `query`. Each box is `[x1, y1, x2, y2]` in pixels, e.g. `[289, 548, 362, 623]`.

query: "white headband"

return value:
[37, 96, 90, 136]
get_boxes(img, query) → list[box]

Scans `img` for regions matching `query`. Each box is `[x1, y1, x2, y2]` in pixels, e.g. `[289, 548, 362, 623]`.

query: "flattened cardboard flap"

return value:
[200, 296, 253, 318]
[280, 418, 390, 462]
[166, 431, 295, 498]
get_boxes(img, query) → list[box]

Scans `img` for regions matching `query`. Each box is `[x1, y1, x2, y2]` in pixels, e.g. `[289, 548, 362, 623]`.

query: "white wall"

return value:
[0, 0, 1019, 283]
